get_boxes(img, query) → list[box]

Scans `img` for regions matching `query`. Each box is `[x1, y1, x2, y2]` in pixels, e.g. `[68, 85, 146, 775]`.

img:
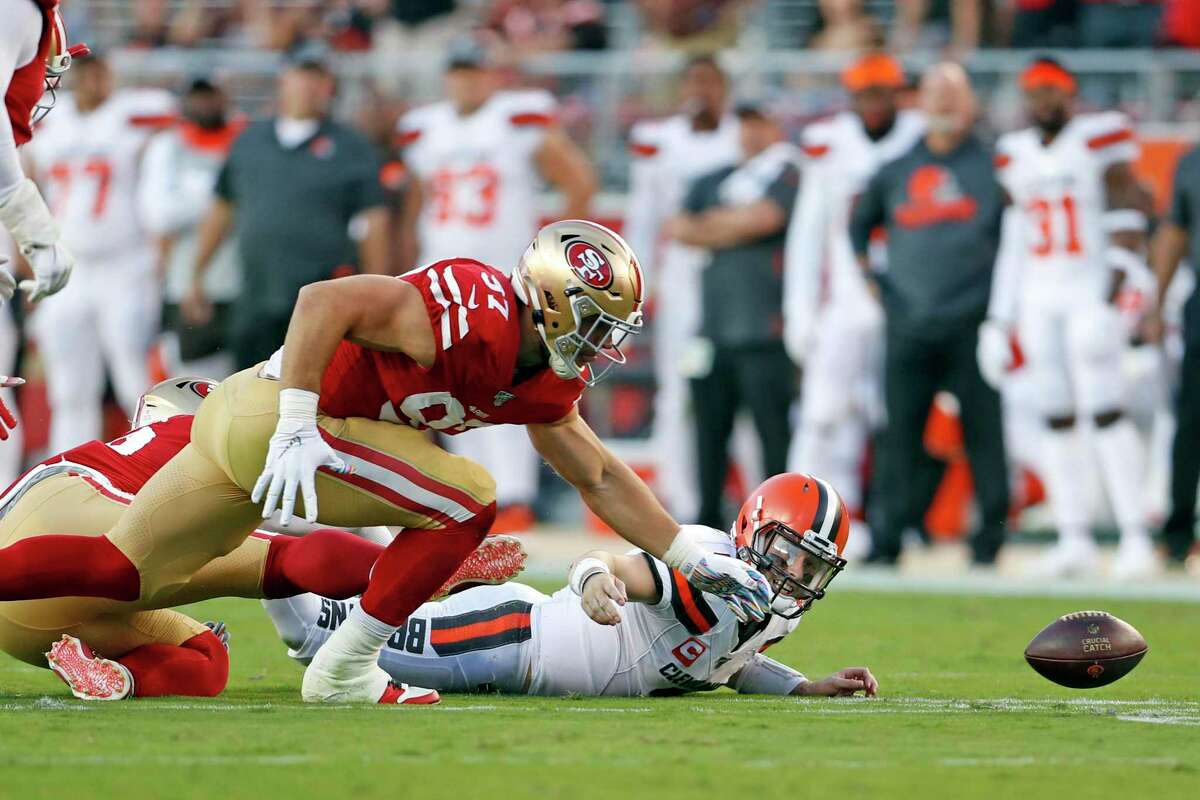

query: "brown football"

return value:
[1024, 610, 1148, 688]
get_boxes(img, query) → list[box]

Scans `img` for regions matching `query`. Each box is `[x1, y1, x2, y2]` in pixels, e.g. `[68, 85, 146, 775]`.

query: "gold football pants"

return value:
[106, 366, 496, 607]
[0, 474, 269, 665]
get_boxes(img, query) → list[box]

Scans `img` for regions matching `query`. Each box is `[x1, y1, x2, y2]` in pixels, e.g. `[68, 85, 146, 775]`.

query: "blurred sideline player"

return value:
[138, 78, 244, 381]
[625, 55, 742, 522]
[782, 52, 925, 558]
[0, 377, 445, 702]
[0, 220, 772, 705]
[396, 35, 597, 531]
[979, 58, 1157, 579]
[24, 52, 175, 452]
[267, 473, 878, 699]
[0, 0, 85, 443]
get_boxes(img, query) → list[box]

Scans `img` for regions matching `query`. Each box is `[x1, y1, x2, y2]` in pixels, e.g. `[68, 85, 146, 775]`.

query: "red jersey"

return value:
[319, 259, 584, 433]
[5, 0, 58, 147]
[37, 415, 191, 498]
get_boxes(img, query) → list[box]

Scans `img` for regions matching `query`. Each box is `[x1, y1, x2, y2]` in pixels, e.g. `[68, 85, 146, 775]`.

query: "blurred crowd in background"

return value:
[4, 0, 1200, 577]
[58, 0, 1200, 56]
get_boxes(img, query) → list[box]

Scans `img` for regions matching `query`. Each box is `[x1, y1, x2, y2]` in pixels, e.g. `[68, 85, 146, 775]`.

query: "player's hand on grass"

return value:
[0, 376, 24, 441]
[683, 553, 772, 623]
[796, 667, 879, 697]
[252, 388, 351, 526]
[581, 572, 626, 626]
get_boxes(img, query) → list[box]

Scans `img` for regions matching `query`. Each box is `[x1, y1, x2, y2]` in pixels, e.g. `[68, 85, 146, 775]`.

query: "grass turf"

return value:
[0, 586, 1197, 799]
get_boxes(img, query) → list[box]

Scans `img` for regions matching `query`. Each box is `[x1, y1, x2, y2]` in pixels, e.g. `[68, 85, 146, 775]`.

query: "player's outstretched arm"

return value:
[254, 276, 436, 525]
[792, 667, 879, 697]
[568, 550, 660, 626]
[529, 410, 771, 621]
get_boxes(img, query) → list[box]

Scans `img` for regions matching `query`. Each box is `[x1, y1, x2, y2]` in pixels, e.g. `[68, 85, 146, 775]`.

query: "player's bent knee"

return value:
[183, 630, 230, 697]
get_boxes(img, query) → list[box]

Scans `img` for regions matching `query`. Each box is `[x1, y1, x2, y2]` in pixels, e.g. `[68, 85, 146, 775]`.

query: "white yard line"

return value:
[1116, 714, 1200, 726]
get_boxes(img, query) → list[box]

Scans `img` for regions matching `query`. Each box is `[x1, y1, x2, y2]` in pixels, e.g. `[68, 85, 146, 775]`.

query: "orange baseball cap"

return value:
[841, 53, 906, 93]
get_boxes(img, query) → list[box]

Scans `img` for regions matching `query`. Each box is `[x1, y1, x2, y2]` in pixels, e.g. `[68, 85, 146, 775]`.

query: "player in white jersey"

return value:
[979, 59, 1157, 579]
[0, 0, 86, 445]
[625, 56, 742, 522]
[396, 37, 596, 528]
[783, 53, 925, 558]
[24, 53, 175, 452]
[265, 473, 878, 698]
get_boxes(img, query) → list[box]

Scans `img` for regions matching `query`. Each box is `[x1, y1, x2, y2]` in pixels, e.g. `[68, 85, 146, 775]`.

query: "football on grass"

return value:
[1024, 610, 1148, 688]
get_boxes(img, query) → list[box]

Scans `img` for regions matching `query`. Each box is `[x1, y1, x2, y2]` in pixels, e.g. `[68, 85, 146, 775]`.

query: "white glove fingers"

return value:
[250, 468, 271, 504]
[262, 469, 285, 521]
[300, 471, 319, 524]
[278, 478, 299, 528]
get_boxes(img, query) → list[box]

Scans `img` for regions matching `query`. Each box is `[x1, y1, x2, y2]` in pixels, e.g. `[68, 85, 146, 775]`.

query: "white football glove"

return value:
[0, 179, 74, 302]
[0, 258, 17, 302]
[251, 388, 352, 526]
[976, 319, 1013, 390]
[663, 527, 772, 622]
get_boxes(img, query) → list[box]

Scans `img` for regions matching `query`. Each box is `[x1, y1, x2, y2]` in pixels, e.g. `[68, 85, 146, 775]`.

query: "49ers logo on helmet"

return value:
[185, 380, 214, 399]
[566, 241, 613, 290]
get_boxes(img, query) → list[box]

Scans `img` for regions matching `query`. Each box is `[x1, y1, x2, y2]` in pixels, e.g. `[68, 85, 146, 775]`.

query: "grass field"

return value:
[1, 585, 1197, 799]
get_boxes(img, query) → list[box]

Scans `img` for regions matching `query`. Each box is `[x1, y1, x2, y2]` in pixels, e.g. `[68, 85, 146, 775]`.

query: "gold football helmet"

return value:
[510, 220, 644, 386]
[133, 377, 218, 429]
[33, 8, 90, 126]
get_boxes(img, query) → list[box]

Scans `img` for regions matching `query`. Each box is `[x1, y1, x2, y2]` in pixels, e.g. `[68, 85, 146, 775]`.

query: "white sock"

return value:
[311, 605, 397, 678]
[1040, 426, 1092, 547]
[1092, 417, 1150, 546]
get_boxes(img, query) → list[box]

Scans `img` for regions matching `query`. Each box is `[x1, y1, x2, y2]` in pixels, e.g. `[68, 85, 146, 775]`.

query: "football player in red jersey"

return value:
[0, 376, 510, 702]
[0, 220, 773, 704]
[0, 0, 87, 439]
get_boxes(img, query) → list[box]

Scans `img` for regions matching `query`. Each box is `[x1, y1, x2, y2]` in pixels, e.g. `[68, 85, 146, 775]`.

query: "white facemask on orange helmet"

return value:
[510, 220, 645, 386]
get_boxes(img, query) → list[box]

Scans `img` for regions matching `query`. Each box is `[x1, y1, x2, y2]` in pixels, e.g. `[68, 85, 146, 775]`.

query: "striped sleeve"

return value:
[1084, 112, 1138, 169]
[667, 568, 721, 635]
[429, 599, 533, 656]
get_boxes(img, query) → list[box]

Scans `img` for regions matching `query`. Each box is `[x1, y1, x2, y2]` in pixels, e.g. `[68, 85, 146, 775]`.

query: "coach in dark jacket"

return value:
[850, 63, 1009, 566]
[1144, 145, 1200, 566]
[184, 47, 389, 369]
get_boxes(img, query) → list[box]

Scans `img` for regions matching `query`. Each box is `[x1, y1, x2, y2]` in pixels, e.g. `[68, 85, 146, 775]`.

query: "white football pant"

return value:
[33, 253, 158, 452]
[0, 303, 22, 487]
[266, 583, 547, 694]
[1019, 302, 1149, 545]
[788, 306, 882, 515]
[651, 245, 704, 522]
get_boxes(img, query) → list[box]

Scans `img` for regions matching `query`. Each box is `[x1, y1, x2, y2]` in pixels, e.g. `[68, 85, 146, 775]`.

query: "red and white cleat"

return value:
[378, 681, 440, 705]
[433, 534, 527, 598]
[45, 635, 133, 701]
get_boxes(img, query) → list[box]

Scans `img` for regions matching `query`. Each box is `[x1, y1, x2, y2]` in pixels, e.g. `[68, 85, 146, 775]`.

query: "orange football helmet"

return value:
[733, 473, 850, 619]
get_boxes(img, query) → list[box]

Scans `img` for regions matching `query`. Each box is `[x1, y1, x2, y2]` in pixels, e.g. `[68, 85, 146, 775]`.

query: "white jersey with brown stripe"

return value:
[398, 89, 557, 272]
[995, 111, 1138, 303]
[528, 525, 799, 697]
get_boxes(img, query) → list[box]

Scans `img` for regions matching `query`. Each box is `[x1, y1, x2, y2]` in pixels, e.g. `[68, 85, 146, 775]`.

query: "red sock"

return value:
[119, 629, 230, 697]
[261, 529, 385, 600]
[361, 504, 496, 626]
[0, 534, 139, 601]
